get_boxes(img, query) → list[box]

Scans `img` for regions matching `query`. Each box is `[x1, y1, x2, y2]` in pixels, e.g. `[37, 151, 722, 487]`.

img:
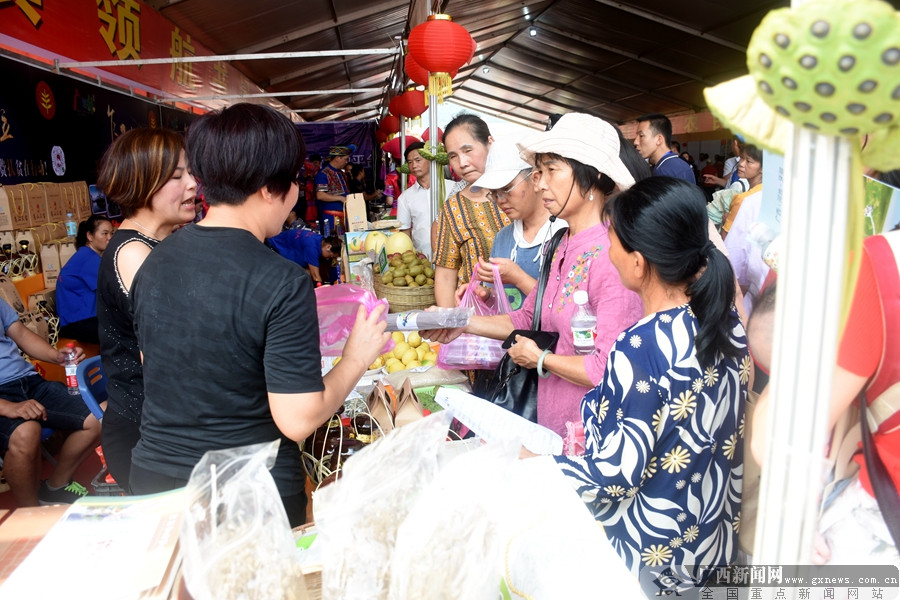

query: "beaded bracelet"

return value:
[537, 349, 552, 379]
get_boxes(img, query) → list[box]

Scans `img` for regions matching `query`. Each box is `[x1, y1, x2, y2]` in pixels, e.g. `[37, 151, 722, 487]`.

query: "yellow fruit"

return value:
[424, 351, 437, 363]
[364, 231, 387, 255]
[407, 331, 422, 347]
[406, 360, 422, 369]
[415, 344, 428, 361]
[392, 342, 410, 360]
[391, 331, 406, 344]
[385, 231, 415, 255]
[401, 349, 418, 365]
[386, 360, 406, 374]
[368, 356, 384, 370]
[421, 359, 435, 367]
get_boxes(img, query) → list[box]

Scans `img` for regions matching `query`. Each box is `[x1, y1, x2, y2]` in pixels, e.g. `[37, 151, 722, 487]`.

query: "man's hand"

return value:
[55, 345, 85, 366]
[0, 398, 47, 421]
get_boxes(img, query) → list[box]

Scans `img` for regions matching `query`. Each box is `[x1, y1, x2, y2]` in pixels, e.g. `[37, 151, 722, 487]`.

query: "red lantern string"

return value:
[407, 14, 473, 103]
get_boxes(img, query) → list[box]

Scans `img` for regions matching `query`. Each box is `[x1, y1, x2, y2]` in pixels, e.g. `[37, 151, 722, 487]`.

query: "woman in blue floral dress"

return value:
[555, 177, 749, 592]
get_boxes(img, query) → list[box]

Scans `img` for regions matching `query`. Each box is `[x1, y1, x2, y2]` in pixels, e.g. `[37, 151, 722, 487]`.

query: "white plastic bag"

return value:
[180, 440, 308, 600]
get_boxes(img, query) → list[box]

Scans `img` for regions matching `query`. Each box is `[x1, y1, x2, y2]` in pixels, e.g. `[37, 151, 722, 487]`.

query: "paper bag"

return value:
[19, 310, 49, 343]
[44, 182, 65, 222]
[23, 183, 47, 226]
[365, 381, 395, 435]
[0, 186, 15, 231]
[57, 241, 76, 268]
[394, 378, 424, 429]
[344, 192, 367, 232]
[59, 182, 77, 217]
[4, 184, 31, 230]
[73, 181, 92, 221]
[0, 273, 26, 314]
[40, 243, 60, 288]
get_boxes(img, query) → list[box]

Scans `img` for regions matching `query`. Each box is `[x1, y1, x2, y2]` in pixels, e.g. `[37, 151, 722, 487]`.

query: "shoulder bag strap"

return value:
[531, 227, 568, 331]
[859, 392, 900, 548]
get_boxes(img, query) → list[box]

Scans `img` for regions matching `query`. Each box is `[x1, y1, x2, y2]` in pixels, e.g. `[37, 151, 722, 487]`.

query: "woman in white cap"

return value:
[426, 113, 647, 438]
[466, 138, 567, 309]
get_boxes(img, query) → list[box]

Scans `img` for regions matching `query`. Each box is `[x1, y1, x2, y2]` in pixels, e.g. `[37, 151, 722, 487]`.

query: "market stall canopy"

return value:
[142, 0, 803, 128]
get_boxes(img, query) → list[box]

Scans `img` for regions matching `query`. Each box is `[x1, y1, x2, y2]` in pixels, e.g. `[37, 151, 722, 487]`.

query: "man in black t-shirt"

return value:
[129, 104, 388, 526]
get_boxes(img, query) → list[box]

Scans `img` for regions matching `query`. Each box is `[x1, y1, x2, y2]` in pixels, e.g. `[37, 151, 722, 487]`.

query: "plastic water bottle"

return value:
[570, 290, 596, 355]
[63, 342, 79, 395]
[65, 212, 77, 239]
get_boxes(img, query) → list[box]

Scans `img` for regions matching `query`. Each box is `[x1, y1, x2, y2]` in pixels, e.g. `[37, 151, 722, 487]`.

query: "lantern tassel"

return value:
[428, 72, 453, 104]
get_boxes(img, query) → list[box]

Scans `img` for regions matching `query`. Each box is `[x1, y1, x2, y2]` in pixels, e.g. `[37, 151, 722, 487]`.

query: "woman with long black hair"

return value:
[554, 177, 749, 592]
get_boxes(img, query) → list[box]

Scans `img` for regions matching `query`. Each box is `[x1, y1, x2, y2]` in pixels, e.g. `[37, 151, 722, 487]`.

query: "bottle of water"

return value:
[63, 342, 79, 395]
[570, 290, 596, 355]
[65, 212, 78, 240]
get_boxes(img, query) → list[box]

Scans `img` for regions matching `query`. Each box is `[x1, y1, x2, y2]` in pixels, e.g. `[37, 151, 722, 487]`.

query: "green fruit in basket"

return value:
[426, 278, 434, 285]
[393, 268, 407, 278]
[402, 252, 416, 264]
[393, 277, 408, 286]
[409, 264, 424, 276]
[381, 271, 393, 285]
[409, 281, 419, 287]
[424, 267, 435, 278]
[415, 273, 426, 285]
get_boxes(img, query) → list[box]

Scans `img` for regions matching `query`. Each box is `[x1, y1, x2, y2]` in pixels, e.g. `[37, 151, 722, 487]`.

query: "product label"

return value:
[395, 311, 418, 330]
[572, 327, 596, 349]
[65, 363, 77, 388]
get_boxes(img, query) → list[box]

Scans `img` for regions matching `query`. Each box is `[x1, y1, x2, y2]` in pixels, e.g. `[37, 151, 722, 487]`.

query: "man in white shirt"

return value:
[396, 141, 452, 260]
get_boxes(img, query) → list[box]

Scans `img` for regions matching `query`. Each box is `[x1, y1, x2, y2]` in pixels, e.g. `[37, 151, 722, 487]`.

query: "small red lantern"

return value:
[379, 114, 400, 135]
[407, 14, 474, 102]
[398, 89, 427, 119]
[375, 129, 388, 145]
[421, 127, 443, 143]
[388, 95, 404, 118]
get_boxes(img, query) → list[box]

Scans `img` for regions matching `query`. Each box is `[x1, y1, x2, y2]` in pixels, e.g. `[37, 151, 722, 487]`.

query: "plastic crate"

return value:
[91, 465, 126, 496]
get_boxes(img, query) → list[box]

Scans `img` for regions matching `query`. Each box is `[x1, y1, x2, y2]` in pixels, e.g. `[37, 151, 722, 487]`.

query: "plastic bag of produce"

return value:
[180, 440, 309, 600]
[315, 283, 393, 356]
[437, 266, 510, 370]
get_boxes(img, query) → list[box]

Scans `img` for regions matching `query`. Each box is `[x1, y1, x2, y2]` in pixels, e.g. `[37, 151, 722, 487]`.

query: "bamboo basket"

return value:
[373, 279, 435, 312]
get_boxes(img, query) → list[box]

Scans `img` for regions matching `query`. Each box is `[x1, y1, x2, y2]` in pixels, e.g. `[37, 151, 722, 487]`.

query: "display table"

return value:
[0, 505, 68, 585]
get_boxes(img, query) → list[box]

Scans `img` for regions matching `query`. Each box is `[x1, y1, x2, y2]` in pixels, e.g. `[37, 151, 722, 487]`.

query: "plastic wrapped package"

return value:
[315, 283, 393, 356]
[180, 440, 309, 600]
[313, 412, 454, 599]
[437, 267, 510, 370]
[384, 306, 473, 331]
[388, 441, 519, 599]
[349, 257, 375, 292]
[383, 364, 470, 390]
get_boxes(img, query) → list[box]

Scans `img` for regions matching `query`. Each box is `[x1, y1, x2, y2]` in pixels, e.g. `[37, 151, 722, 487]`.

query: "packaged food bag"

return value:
[315, 283, 393, 356]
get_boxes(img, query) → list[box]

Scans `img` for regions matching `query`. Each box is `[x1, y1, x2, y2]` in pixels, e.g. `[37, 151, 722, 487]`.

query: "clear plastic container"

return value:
[570, 290, 596, 355]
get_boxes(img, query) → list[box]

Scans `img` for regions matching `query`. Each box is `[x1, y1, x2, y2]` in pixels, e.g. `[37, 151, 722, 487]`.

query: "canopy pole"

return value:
[428, 94, 439, 231]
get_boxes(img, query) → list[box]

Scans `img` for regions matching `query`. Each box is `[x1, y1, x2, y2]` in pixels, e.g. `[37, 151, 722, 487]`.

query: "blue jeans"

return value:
[0, 373, 90, 451]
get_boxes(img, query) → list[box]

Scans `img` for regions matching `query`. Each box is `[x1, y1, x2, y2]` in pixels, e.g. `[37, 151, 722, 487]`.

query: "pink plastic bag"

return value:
[315, 284, 393, 357]
[437, 266, 511, 370]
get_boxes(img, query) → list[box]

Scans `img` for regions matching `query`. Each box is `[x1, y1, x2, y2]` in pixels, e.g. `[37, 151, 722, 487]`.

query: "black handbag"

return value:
[486, 227, 567, 422]
[859, 390, 900, 548]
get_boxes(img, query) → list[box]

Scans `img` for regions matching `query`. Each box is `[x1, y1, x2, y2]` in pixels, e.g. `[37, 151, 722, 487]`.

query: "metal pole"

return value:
[753, 128, 851, 568]
[400, 118, 408, 192]
[55, 48, 398, 69]
[156, 88, 382, 103]
[429, 94, 440, 231]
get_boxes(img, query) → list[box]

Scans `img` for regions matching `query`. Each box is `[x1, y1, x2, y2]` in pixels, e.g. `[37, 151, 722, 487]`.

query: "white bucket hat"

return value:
[471, 139, 533, 193]
[516, 113, 636, 191]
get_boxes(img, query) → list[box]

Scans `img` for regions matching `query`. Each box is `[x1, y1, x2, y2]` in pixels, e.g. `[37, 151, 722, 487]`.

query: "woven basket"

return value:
[373, 279, 435, 312]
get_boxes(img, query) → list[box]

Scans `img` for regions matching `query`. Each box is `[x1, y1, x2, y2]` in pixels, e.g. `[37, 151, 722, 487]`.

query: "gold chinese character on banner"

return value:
[97, 0, 141, 60]
[212, 61, 228, 90]
[170, 27, 196, 89]
[0, 0, 43, 28]
[683, 114, 698, 134]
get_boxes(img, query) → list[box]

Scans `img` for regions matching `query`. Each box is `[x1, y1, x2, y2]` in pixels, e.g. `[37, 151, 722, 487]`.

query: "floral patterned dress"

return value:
[556, 304, 749, 590]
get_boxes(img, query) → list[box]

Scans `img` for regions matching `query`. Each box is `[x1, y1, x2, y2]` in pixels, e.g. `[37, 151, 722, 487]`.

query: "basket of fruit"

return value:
[373, 249, 436, 312]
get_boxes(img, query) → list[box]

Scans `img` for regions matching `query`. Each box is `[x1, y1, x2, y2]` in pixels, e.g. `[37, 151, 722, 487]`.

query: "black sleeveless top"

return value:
[97, 229, 158, 423]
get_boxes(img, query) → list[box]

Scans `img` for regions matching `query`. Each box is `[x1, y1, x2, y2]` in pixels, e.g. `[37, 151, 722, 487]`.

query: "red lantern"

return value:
[421, 127, 443, 143]
[398, 89, 426, 119]
[379, 114, 400, 135]
[388, 95, 404, 118]
[375, 130, 388, 145]
[405, 54, 429, 87]
[407, 14, 474, 102]
[382, 135, 421, 159]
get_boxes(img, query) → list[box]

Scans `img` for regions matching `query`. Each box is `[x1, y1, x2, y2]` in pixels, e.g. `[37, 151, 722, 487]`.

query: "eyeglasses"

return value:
[486, 172, 534, 202]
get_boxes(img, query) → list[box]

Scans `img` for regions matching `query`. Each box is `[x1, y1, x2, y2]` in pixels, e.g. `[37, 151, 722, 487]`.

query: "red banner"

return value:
[0, 0, 280, 112]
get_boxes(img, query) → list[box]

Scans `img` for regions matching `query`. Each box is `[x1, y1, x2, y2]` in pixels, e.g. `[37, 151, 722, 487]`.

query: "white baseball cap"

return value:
[516, 113, 636, 191]
[471, 139, 533, 193]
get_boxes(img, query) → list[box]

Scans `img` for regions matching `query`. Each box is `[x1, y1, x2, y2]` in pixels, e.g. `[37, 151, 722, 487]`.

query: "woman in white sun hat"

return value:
[426, 113, 648, 437]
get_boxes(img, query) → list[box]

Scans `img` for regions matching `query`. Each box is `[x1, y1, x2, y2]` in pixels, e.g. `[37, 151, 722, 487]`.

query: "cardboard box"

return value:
[344, 193, 368, 232]
[28, 222, 66, 253]
[23, 183, 47, 226]
[44, 183, 65, 223]
[40, 243, 60, 288]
